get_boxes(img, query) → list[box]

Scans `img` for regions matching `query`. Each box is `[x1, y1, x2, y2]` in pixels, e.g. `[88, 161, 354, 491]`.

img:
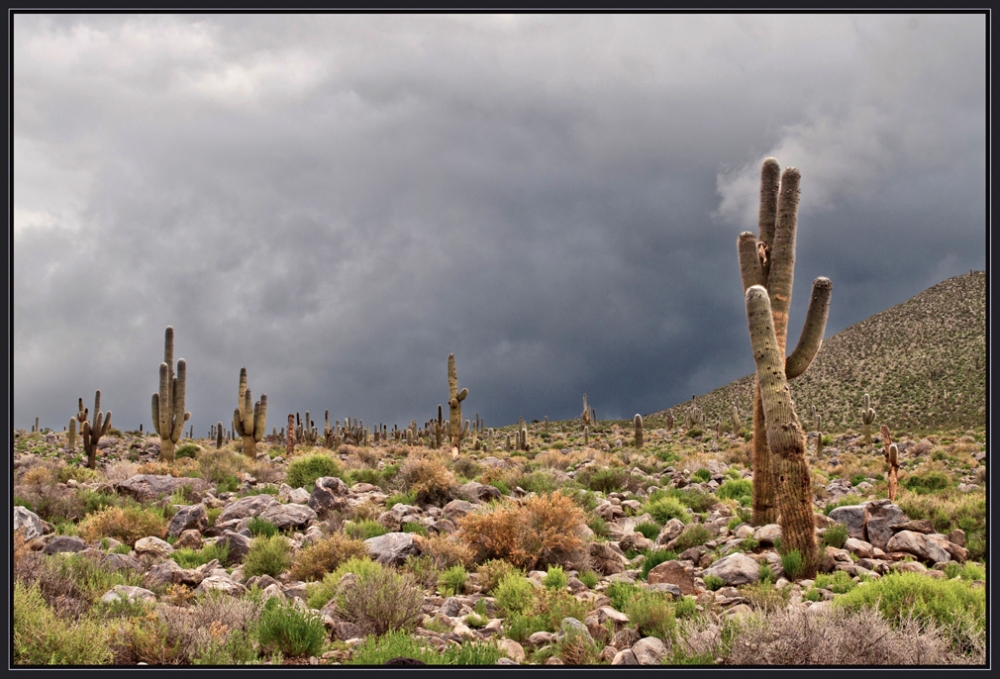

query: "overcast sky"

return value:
[13, 13, 986, 435]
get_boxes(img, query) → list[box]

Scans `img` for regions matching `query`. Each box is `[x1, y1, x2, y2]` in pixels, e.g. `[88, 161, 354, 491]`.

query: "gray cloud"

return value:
[14, 14, 985, 433]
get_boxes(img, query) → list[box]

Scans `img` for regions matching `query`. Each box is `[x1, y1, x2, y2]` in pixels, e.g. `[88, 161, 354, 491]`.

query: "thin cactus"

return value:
[880, 424, 900, 503]
[81, 390, 112, 470]
[665, 408, 674, 431]
[744, 284, 818, 578]
[815, 412, 823, 457]
[233, 367, 268, 459]
[151, 326, 190, 463]
[583, 425, 589, 446]
[634, 414, 644, 448]
[737, 159, 832, 526]
[861, 393, 876, 447]
[581, 394, 591, 429]
[519, 427, 529, 452]
[286, 413, 295, 457]
[731, 402, 741, 435]
[216, 421, 224, 450]
[67, 417, 77, 452]
[448, 354, 469, 453]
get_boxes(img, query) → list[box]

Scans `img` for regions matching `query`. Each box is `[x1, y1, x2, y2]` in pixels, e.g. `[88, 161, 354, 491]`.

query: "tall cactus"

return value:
[448, 354, 469, 453]
[745, 285, 819, 577]
[67, 417, 77, 452]
[216, 421, 224, 450]
[151, 326, 190, 462]
[233, 367, 267, 459]
[731, 402, 741, 435]
[634, 414, 644, 449]
[665, 409, 674, 431]
[880, 425, 900, 502]
[861, 394, 876, 447]
[580, 394, 591, 429]
[737, 159, 832, 526]
[81, 390, 112, 470]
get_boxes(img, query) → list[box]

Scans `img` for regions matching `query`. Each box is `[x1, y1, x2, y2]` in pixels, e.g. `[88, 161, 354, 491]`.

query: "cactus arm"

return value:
[151, 394, 160, 432]
[254, 395, 267, 442]
[102, 412, 112, 436]
[758, 157, 780, 254]
[171, 359, 187, 443]
[738, 232, 765, 291]
[157, 363, 171, 436]
[242, 388, 254, 432]
[238, 367, 248, 419]
[785, 277, 832, 379]
[457, 388, 468, 402]
[233, 408, 244, 436]
[766, 167, 801, 355]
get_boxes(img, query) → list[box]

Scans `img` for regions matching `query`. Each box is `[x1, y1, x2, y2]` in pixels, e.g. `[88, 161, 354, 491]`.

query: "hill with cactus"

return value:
[652, 271, 986, 435]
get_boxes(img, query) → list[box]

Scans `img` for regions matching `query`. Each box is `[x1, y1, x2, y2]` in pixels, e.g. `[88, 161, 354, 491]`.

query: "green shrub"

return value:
[191, 628, 259, 665]
[171, 542, 230, 569]
[780, 550, 805, 580]
[640, 548, 678, 581]
[578, 570, 599, 589]
[823, 494, 866, 515]
[692, 468, 712, 483]
[646, 496, 689, 525]
[256, 597, 326, 658]
[606, 581, 641, 611]
[850, 473, 868, 487]
[579, 466, 627, 493]
[439, 564, 468, 596]
[759, 563, 775, 585]
[347, 629, 503, 665]
[821, 523, 849, 550]
[901, 470, 952, 494]
[541, 565, 567, 590]
[348, 468, 381, 487]
[518, 471, 560, 495]
[401, 521, 428, 536]
[625, 590, 676, 640]
[78, 505, 167, 546]
[285, 454, 342, 491]
[476, 559, 523, 595]
[943, 561, 986, 581]
[814, 570, 856, 595]
[802, 587, 824, 602]
[489, 480, 511, 496]
[587, 515, 610, 538]
[14, 581, 115, 665]
[671, 524, 712, 552]
[634, 522, 661, 541]
[335, 561, 423, 636]
[305, 556, 381, 609]
[175, 443, 200, 459]
[385, 490, 417, 509]
[247, 516, 278, 538]
[716, 479, 753, 501]
[703, 574, 726, 591]
[344, 519, 388, 541]
[494, 573, 537, 616]
[243, 535, 292, 578]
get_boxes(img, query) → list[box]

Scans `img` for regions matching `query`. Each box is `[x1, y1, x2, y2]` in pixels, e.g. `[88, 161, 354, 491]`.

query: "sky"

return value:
[12, 13, 986, 435]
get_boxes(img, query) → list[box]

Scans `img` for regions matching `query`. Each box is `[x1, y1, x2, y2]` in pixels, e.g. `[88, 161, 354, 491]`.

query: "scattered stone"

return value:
[364, 532, 420, 567]
[646, 560, 696, 595]
[42, 535, 87, 555]
[863, 501, 908, 551]
[216, 495, 279, 525]
[885, 530, 951, 564]
[101, 585, 157, 604]
[167, 504, 208, 537]
[827, 505, 866, 541]
[632, 636, 667, 665]
[117, 475, 210, 503]
[259, 502, 317, 531]
[702, 552, 760, 586]
[308, 476, 352, 517]
[13, 506, 45, 540]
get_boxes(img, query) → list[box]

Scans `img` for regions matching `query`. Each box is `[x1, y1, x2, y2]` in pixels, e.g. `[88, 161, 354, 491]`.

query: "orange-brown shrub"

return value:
[417, 533, 475, 570]
[400, 455, 456, 506]
[457, 490, 589, 570]
[289, 533, 368, 582]
[78, 505, 167, 546]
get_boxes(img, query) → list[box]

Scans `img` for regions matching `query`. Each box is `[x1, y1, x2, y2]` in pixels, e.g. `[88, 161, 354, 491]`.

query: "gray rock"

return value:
[173, 529, 204, 550]
[702, 552, 760, 586]
[364, 532, 420, 567]
[589, 542, 626, 575]
[195, 575, 247, 596]
[611, 650, 638, 665]
[864, 501, 908, 551]
[885, 530, 951, 564]
[134, 536, 174, 558]
[216, 495, 280, 525]
[827, 505, 866, 541]
[891, 519, 935, 534]
[456, 481, 503, 503]
[619, 531, 654, 553]
[843, 537, 876, 558]
[308, 476, 352, 517]
[218, 530, 253, 565]
[259, 502, 317, 531]
[13, 506, 45, 540]
[144, 559, 185, 588]
[117, 475, 209, 503]
[753, 523, 783, 546]
[441, 499, 479, 521]
[100, 552, 144, 572]
[42, 535, 87, 555]
[632, 636, 667, 665]
[656, 518, 686, 545]
[101, 585, 156, 604]
[167, 504, 208, 537]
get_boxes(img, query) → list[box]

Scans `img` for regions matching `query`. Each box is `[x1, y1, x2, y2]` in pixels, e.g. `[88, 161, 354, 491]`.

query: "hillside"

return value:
[651, 271, 986, 433]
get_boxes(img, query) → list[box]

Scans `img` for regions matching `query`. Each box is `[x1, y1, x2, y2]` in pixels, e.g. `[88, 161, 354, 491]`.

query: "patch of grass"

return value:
[541, 565, 568, 590]
[692, 468, 712, 483]
[247, 516, 278, 538]
[334, 561, 423, 636]
[243, 535, 292, 578]
[625, 590, 676, 640]
[171, 542, 230, 569]
[493, 573, 537, 616]
[344, 519, 388, 541]
[671, 524, 712, 552]
[77, 505, 168, 546]
[703, 574, 726, 591]
[821, 523, 849, 550]
[645, 496, 689, 525]
[578, 570, 599, 589]
[476, 559, 524, 595]
[716, 478, 753, 502]
[814, 570, 856, 595]
[14, 581, 115, 665]
[285, 453, 343, 491]
[605, 580, 641, 611]
[256, 597, 326, 658]
[901, 469, 952, 494]
[438, 564, 468, 596]
[640, 548, 678, 581]
[780, 550, 805, 580]
[634, 521, 661, 541]
[384, 490, 417, 509]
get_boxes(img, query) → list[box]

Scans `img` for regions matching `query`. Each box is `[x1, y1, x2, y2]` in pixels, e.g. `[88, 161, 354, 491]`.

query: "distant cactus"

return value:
[665, 409, 674, 431]
[880, 425, 900, 502]
[151, 326, 190, 463]
[233, 367, 268, 459]
[634, 414, 644, 448]
[216, 421, 224, 450]
[583, 425, 589, 446]
[286, 413, 295, 457]
[67, 417, 77, 452]
[81, 390, 112, 470]
[448, 354, 469, 453]
[686, 397, 705, 429]
[861, 394, 876, 447]
[519, 427, 529, 452]
[581, 394, 591, 429]
[731, 402, 740, 434]
[737, 159, 831, 526]
[815, 412, 823, 457]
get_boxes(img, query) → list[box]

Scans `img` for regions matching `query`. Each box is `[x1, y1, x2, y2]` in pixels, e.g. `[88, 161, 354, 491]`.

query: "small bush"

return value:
[692, 468, 712, 483]
[703, 574, 726, 591]
[494, 573, 537, 616]
[606, 581, 641, 611]
[171, 542, 230, 569]
[77, 505, 168, 546]
[578, 466, 628, 493]
[285, 454, 342, 491]
[634, 521, 661, 541]
[640, 548, 678, 581]
[541, 565, 567, 590]
[256, 597, 326, 658]
[335, 562, 423, 636]
[625, 590, 676, 640]
[243, 535, 292, 578]
[439, 564, 469, 596]
[814, 570, 856, 595]
[175, 443, 200, 459]
[385, 490, 417, 509]
[901, 469, 952, 494]
[476, 559, 523, 595]
[671, 524, 712, 552]
[402, 554, 440, 589]
[716, 478, 753, 501]
[587, 515, 610, 538]
[247, 516, 278, 538]
[344, 519, 388, 541]
[646, 496, 689, 525]
[419, 533, 474, 570]
[781, 550, 805, 580]
[14, 581, 115, 665]
[518, 470, 560, 495]
[401, 521, 428, 536]
[578, 570, 599, 589]
[347, 468, 381, 487]
[289, 533, 368, 582]
[400, 455, 456, 506]
[943, 561, 985, 581]
[821, 523, 849, 550]
[305, 556, 381, 609]
[743, 581, 789, 612]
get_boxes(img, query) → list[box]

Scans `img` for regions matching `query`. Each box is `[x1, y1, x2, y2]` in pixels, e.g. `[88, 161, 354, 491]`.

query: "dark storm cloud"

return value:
[14, 14, 985, 434]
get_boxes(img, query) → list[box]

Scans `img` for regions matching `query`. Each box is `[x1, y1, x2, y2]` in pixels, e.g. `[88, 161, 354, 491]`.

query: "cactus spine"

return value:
[448, 354, 469, 453]
[745, 284, 818, 578]
[634, 414, 643, 448]
[232, 367, 267, 459]
[81, 390, 112, 469]
[861, 394, 876, 447]
[151, 326, 190, 463]
[737, 159, 831, 526]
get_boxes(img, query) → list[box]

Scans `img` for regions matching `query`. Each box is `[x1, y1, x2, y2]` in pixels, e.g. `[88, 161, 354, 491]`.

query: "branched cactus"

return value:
[448, 354, 469, 453]
[737, 159, 831, 526]
[634, 414, 644, 449]
[233, 367, 267, 459]
[861, 394, 876, 447]
[880, 424, 900, 502]
[151, 326, 190, 463]
[81, 390, 112, 469]
[686, 397, 705, 429]
[745, 284, 818, 578]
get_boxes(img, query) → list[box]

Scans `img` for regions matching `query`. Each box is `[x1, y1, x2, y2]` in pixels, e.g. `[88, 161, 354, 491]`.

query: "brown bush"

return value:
[417, 533, 474, 570]
[458, 490, 589, 570]
[78, 505, 167, 546]
[722, 605, 975, 665]
[289, 533, 368, 582]
[335, 564, 423, 636]
[400, 455, 456, 506]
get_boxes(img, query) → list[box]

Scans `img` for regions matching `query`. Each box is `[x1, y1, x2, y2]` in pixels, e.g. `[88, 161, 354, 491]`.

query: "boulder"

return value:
[101, 585, 156, 604]
[456, 481, 503, 503]
[863, 501, 908, 551]
[216, 495, 279, 525]
[702, 552, 760, 586]
[259, 503, 317, 531]
[364, 532, 420, 567]
[885, 531, 951, 564]
[167, 504, 208, 537]
[42, 535, 87, 555]
[827, 505, 866, 541]
[612, 650, 638, 665]
[646, 560, 696, 595]
[308, 476, 352, 517]
[173, 529, 204, 550]
[217, 530, 253, 565]
[632, 636, 667, 665]
[589, 542, 626, 575]
[843, 537, 876, 559]
[890, 519, 935, 534]
[656, 518, 686, 545]
[117, 475, 209, 503]
[619, 532, 654, 553]
[442, 499, 480, 522]
[134, 536, 174, 559]
[13, 506, 45, 540]
[753, 523, 782, 546]
[100, 552, 143, 572]
[195, 575, 247, 596]
[144, 559, 185, 588]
